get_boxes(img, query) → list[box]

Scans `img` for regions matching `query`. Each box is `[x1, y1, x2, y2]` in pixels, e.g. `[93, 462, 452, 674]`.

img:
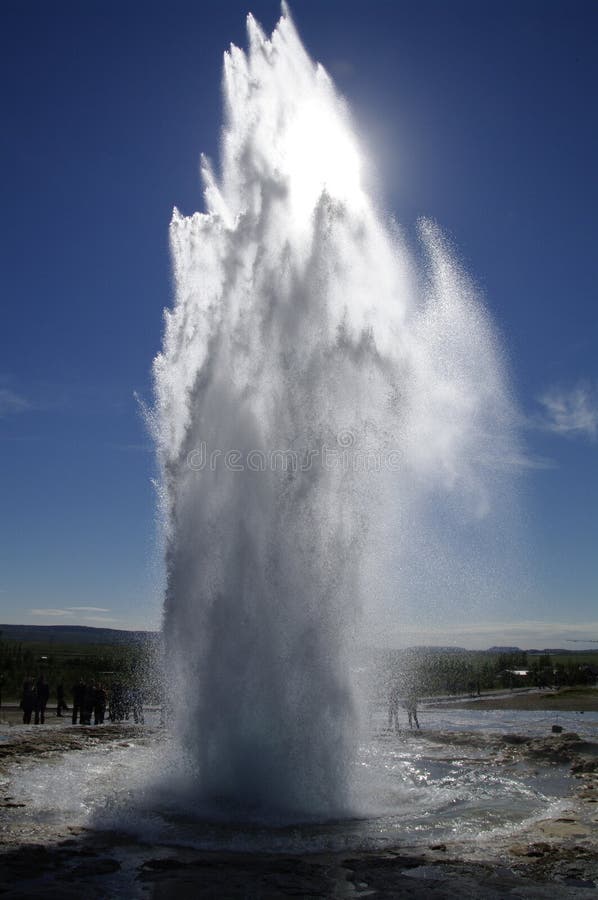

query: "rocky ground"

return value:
[0, 725, 597, 898]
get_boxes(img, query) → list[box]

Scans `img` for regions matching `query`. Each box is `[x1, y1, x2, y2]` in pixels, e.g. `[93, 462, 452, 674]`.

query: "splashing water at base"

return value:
[4, 713, 584, 853]
[150, 5, 522, 820]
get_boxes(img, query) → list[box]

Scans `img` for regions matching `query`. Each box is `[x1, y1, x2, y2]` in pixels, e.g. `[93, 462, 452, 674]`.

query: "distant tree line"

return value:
[374, 648, 598, 699]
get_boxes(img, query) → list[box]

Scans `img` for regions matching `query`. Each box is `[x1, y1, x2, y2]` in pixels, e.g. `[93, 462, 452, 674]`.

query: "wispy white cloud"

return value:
[30, 606, 112, 617]
[498, 450, 555, 471]
[0, 387, 30, 416]
[537, 382, 598, 440]
[30, 608, 69, 617]
[64, 606, 111, 613]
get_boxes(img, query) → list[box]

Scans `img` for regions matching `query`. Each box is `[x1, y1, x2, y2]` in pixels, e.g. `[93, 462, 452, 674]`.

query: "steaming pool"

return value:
[3, 706, 595, 855]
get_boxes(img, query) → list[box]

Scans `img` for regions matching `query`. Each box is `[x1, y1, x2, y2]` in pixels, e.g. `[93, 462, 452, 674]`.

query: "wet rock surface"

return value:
[0, 726, 597, 897]
[0, 724, 152, 776]
[1, 837, 597, 898]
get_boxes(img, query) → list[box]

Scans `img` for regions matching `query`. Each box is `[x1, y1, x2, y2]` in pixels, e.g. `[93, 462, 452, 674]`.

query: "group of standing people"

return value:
[108, 683, 144, 724]
[20, 675, 50, 724]
[20, 677, 142, 726]
[71, 680, 108, 725]
[387, 683, 420, 732]
[71, 680, 145, 724]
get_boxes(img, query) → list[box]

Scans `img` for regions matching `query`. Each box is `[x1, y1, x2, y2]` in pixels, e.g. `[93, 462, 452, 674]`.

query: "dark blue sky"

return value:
[1, 1, 596, 645]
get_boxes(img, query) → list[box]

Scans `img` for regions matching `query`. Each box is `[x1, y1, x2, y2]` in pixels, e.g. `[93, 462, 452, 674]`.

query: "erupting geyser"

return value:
[152, 5, 520, 818]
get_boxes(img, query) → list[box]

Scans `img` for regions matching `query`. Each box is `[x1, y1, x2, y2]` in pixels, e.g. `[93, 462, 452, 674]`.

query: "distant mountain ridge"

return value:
[0, 623, 157, 645]
[0, 625, 594, 653]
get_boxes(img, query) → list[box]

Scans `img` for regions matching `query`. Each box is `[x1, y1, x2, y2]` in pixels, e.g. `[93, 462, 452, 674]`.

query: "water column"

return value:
[152, 6, 520, 819]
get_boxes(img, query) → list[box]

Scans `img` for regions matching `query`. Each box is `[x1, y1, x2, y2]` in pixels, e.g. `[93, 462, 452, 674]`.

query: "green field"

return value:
[0, 635, 159, 705]
[551, 652, 598, 666]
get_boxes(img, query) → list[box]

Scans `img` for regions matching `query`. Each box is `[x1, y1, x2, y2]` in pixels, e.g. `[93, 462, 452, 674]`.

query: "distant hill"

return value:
[0, 624, 158, 645]
[1, 626, 595, 655]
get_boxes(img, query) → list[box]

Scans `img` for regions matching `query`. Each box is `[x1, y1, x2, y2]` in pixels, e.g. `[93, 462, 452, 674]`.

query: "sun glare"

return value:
[285, 100, 362, 219]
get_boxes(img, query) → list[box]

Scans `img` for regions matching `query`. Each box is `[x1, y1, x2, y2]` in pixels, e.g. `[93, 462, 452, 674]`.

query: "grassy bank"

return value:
[439, 687, 598, 712]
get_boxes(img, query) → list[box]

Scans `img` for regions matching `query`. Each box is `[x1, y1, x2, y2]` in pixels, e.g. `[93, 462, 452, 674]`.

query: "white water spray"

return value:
[152, 6, 520, 818]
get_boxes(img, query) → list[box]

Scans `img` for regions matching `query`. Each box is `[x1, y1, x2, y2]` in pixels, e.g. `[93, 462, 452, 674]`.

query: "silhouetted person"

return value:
[131, 687, 144, 724]
[109, 682, 121, 721]
[405, 694, 420, 730]
[93, 684, 107, 725]
[34, 675, 50, 724]
[21, 678, 37, 724]
[81, 684, 94, 725]
[157, 682, 166, 726]
[72, 679, 86, 724]
[56, 683, 68, 717]
[387, 682, 400, 732]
